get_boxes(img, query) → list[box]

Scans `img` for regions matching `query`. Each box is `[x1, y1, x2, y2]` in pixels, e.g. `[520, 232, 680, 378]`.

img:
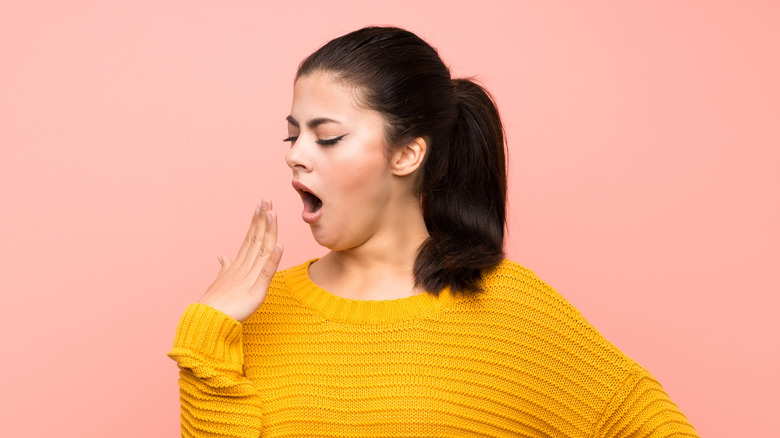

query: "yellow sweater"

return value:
[168, 259, 699, 437]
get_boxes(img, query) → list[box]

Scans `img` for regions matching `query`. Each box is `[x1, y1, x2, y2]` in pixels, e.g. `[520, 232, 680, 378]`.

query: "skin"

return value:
[198, 71, 430, 321]
[197, 200, 283, 322]
[286, 71, 430, 301]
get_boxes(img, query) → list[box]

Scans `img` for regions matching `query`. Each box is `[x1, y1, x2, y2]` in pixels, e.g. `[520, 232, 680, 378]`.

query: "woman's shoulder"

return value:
[480, 258, 583, 317]
[478, 258, 639, 370]
[251, 259, 317, 308]
[269, 258, 313, 285]
[478, 260, 696, 435]
[478, 258, 604, 332]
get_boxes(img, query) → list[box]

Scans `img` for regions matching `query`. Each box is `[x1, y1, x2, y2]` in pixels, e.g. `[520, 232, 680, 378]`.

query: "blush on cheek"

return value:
[336, 158, 387, 190]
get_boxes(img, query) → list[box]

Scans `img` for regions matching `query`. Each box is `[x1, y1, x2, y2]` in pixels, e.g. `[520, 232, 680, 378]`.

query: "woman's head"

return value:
[285, 71, 425, 252]
[292, 26, 507, 297]
[296, 27, 456, 169]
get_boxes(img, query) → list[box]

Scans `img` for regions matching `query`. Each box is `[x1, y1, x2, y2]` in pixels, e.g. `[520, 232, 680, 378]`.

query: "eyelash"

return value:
[283, 134, 347, 146]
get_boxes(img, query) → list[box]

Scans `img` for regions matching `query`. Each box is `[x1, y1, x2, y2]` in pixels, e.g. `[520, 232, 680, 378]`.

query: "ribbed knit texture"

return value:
[168, 259, 699, 437]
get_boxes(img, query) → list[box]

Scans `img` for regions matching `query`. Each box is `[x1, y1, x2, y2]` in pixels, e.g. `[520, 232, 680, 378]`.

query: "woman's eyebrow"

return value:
[286, 115, 342, 129]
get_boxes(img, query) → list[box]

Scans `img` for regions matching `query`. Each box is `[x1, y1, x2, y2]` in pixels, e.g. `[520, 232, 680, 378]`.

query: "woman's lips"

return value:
[292, 181, 323, 224]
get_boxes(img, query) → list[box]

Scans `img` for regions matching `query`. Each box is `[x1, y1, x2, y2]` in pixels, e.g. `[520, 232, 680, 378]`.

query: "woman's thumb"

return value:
[217, 254, 232, 272]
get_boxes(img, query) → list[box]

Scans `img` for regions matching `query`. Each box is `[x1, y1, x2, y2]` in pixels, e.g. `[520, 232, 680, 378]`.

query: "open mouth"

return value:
[301, 189, 323, 213]
[292, 181, 324, 222]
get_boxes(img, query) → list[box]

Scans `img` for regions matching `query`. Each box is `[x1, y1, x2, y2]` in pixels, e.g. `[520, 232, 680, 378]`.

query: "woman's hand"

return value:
[197, 200, 284, 322]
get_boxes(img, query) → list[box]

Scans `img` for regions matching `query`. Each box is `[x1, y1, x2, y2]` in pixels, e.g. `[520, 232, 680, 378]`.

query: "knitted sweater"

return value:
[168, 259, 699, 437]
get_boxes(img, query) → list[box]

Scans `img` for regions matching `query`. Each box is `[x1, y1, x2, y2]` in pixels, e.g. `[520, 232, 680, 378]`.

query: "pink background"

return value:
[1, 1, 778, 436]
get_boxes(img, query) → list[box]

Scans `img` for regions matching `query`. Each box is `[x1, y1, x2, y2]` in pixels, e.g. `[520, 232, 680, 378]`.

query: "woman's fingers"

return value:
[234, 201, 268, 266]
[253, 244, 283, 291]
[243, 201, 273, 265]
[251, 209, 278, 272]
[198, 200, 282, 322]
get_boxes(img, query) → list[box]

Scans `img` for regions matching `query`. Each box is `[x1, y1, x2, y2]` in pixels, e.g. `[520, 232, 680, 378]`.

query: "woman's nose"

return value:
[285, 139, 311, 171]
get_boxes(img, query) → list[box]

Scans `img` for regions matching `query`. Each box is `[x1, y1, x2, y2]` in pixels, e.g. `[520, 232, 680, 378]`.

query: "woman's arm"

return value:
[168, 202, 283, 437]
[168, 304, 262, 437]
[592, 364, 699, 438]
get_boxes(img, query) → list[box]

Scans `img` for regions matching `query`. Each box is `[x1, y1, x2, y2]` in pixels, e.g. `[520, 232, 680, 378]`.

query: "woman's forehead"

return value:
[290, 72, 381, 126]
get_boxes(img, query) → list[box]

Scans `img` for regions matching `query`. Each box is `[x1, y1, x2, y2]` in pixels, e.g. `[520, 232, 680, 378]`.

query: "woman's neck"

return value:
[309, 195, 429, 300]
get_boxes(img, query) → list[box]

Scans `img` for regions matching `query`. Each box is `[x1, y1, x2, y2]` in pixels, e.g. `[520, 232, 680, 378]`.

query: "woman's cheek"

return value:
[340, 161, 386, 197]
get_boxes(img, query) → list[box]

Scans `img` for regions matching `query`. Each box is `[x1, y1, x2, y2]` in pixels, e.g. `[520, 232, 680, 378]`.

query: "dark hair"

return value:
[297, 26, 507, 298]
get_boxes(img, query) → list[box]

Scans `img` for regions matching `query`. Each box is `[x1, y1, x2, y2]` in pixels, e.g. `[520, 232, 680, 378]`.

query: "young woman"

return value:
[168, 26, 699, 437]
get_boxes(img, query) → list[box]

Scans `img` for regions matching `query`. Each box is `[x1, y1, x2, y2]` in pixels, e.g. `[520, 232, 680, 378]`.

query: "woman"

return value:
[168, 26, 699, 437]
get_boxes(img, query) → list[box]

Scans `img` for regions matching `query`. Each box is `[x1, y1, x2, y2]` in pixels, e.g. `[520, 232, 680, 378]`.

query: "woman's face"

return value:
[285, 71, 396, 251]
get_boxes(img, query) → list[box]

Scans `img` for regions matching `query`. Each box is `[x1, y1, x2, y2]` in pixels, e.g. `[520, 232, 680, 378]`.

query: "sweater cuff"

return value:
[168, 303, 244, 372]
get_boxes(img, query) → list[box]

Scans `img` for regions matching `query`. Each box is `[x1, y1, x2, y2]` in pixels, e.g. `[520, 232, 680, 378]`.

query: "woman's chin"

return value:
[310, 229, 358, 252]
[309, 227, 336, 249]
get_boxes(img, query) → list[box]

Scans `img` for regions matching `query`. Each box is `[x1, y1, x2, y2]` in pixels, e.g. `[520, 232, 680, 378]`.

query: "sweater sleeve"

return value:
[167, 303, 262, 438]
[592, 364, 699, 438]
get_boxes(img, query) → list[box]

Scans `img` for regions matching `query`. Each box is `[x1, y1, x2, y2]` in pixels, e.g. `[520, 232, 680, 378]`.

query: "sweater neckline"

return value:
[285, 259, 459, 324]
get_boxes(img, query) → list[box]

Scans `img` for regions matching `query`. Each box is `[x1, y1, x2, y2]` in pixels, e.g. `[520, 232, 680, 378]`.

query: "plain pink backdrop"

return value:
[1, 1, 778, 437]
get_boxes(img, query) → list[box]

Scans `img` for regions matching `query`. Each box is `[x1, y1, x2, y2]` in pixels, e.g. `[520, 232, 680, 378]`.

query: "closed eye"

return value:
[283, 134, 348, 146]
[316, 134, 348, 146]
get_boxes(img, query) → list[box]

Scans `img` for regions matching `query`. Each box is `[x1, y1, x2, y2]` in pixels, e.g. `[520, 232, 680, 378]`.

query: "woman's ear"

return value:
[390, 137, 427, 176]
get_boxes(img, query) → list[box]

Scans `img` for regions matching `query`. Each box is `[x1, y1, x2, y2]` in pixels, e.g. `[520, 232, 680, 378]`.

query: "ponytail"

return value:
[414, 78, 507, 298]
[296, 26, 507, 298]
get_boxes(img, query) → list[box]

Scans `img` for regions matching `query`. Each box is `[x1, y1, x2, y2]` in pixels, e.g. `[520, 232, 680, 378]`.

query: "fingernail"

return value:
[266, 211, 272, 224]
[255, 206, 261, 216]
[260, 200, 267, 211]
